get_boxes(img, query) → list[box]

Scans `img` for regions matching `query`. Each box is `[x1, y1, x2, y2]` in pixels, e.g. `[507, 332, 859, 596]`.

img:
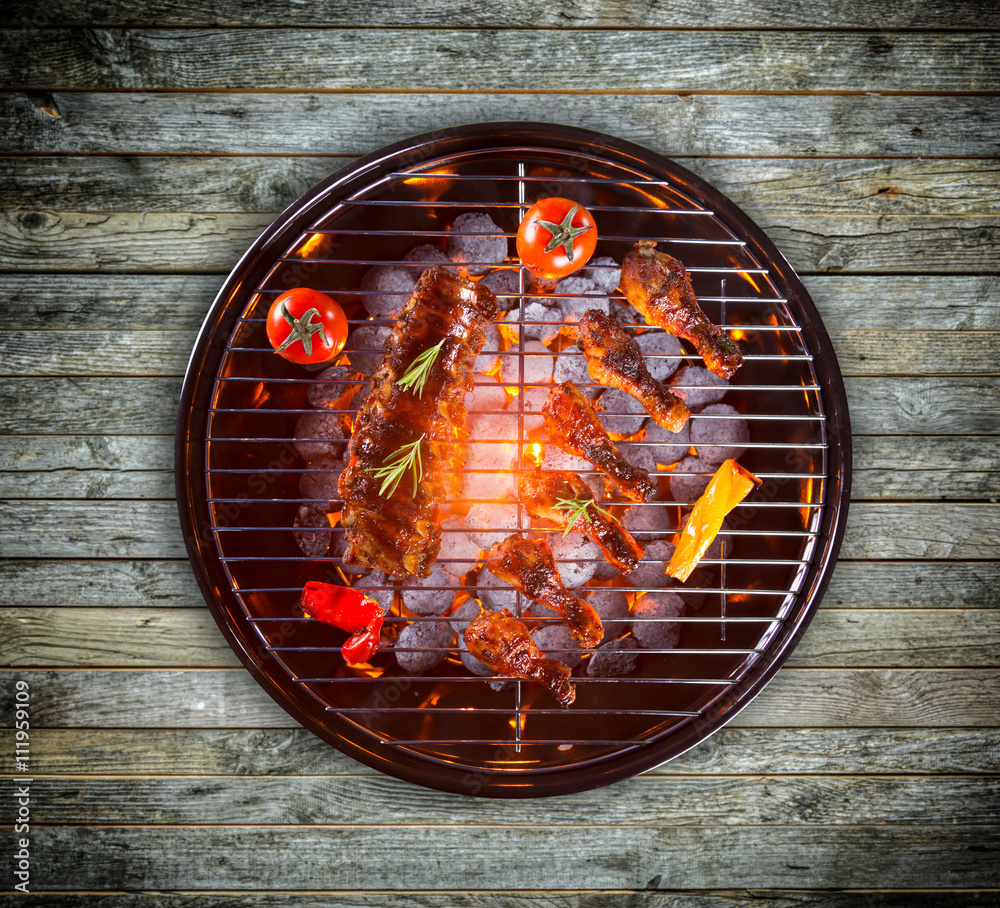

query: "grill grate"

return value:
[178, 124, 850, 796]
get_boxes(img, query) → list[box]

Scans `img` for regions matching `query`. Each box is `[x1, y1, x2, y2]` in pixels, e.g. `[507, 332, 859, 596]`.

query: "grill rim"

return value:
[175, 121, 852, 798]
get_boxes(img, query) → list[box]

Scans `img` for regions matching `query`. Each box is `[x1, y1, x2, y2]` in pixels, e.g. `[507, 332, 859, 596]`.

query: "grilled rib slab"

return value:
[578, 308, 690, 432]
[520, 466, 643, 574]
[620, 240, 743, 379]
[542, 381, 657, 503]
[486, 534, 604, 648]
[464, 608, 576, 708]
[339, 267, 498, 578]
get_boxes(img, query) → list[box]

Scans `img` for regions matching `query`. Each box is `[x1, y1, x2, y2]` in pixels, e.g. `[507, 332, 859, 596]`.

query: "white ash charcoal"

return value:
[630, 591, 685, 649]
[635, 331, 684, 383]
[306, 364, 363, 409]
[465, 438, 517, 475]
[447, 597, 482, 633]
[670, 454, 716, 503]
[675, 567, 713, 612]
[438, 516, 485, 577]
[342, 324, 392, 376]
[459, 635, 497, 676]
[403, 243, 456, 274]
[555, 275, 610, 323]
[475, 570, 518, 612]
[624, 539, 676, 591]
[293, 504, 332, 558]
[293, 411, 348, 460]
[463, 466, 516, 503]
[469, 411, 519, 443]
[581, 256, 622, 295]
[643, 419, 692, 468]
[400, 563, 456, 617]
[548, 533, 600, 587]
[597, 387, 648, 437]
[552, 345, 601, 399]
[447, 212, 508, 276]
[467, 375, 508, 414]
[359, 265, 415, 320]
[465, 503, 521, 550]
[610, 297, 643, 326]
[519, 387, 549, 433]
[670, 364, 730, 411]
[298, 456, 345, 503]
[478, 268, 520, 312]
[690, 403, 749, 464]
[507, 299, 562, 344]
[587, 636, 639, 677]
[531, 622, 583, 669]
[355, 569, 394, 616]
[395, 619, 453, 674]
[542, 444, 592, 474]
[591, 557, 622, 582]
[501, 340, 554, 390]
[587, 589, 630, 639]
[474, 321, 502, 374]
[622, 501, 674, 540]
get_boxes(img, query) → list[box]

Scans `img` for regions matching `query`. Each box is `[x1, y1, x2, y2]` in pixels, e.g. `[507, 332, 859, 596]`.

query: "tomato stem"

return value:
[534, 204, 594, 262]
[273, 302, 329, 356]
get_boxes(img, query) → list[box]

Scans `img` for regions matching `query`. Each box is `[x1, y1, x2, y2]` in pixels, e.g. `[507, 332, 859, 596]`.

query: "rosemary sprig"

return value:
[395, 338, 446, 399]
[367, 434, 425, 499]
[553, 497, 620, 537]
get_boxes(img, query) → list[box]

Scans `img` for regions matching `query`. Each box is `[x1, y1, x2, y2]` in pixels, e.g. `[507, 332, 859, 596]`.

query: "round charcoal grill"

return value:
[176, 123, 851, 797]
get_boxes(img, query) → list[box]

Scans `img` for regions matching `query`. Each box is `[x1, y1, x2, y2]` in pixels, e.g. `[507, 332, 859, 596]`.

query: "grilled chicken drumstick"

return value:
[464, 608, 576, 708]
[339, 267, 498, 578]
[578, 309, 690, 433]
[486, 534, 604, 648]
[542, 381, 656, 503]
[621, 240, 743, 379]
[520, 466, 643, 575]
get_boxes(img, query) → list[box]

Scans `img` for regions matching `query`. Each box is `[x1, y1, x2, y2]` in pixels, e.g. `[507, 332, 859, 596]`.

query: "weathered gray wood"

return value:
[0, 499, 994, 559]
[4, 0, 998, 28]
[2, 607, 995, 669]
[4, 327, 997, 377]
[4, 376, 997, 436]
[7, 156, 999, 216]
[5, 273, 997, 333]
[0, 891, 996, 908]
[22, 824, 1000, 889]
[0, 559, 200, 607]
[3, 668, 997, 728]
[2, 93, 997, 157]
[5, 29, 997, 92]
[4, 210, 998, 274]
[825, 561, 1000, 610]
[0, 210, 270, 273]
[15, 726, 1000, 776]
[26, 773, 1000, 826]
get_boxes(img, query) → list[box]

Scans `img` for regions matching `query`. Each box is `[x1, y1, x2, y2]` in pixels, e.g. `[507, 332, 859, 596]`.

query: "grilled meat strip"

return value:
[579, 309, 690, 433]
[542, 381, 656, 503]
[486, 534, 604, 648]
[464, 608, 576, 708]
[621, 240, 743, 379]
[520, 466, 643, 575]
[339, 267, 498, 578]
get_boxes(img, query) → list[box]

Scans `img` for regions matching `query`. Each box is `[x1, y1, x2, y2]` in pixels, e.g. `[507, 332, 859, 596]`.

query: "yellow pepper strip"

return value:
[667, 459, 760, 582]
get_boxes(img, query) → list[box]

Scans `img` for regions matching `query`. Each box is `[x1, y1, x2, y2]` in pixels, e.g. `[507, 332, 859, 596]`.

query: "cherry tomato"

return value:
[516, 197, 598, 280]
[266, 288, 348, 365]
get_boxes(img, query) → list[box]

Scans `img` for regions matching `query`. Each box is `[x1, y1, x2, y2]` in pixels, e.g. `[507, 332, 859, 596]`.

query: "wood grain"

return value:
[25, 773, 1000, 826]
[0, 499, 993, 559]
[3, 668, 998, 728]
[5, 273, 997, 333]
[6, 156, 999, 216]
[14, 726, 1000, 776]
[4, 0, 998, 28]
[5, 29, 997, 92]
[2, 93, 997, 157]
[21, 824, 1000, 889]
[3, 606, 994, 669]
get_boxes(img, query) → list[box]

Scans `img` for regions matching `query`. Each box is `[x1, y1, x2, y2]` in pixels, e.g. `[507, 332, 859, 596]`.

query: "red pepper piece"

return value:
[300, 581, 385, 664]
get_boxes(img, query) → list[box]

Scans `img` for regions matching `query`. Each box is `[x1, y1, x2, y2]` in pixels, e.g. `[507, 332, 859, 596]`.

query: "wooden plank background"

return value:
[0, 1, 997, 902]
